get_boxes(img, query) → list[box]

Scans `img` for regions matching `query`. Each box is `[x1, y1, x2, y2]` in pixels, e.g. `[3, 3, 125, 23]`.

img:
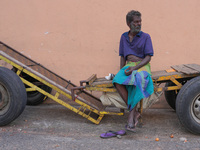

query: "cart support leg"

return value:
[138, 99, 143, 128]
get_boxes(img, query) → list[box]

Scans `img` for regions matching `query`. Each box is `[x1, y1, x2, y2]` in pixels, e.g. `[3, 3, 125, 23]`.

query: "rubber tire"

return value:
[0, 67, 27, 126]
[27, 85, 52, 105]
[164, 82, 177, 110]
[12, 67, 52, 105]
[176, 76, 200, 134]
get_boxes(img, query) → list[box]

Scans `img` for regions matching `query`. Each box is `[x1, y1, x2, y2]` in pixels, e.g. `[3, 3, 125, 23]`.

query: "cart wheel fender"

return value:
[176, 76, 200, 134]
[0, 67, 27, 126]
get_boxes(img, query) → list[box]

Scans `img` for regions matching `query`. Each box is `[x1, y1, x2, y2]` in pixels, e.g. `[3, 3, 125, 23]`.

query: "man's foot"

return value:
[125, 124, 136, 133]
[134, 112, 141, 127]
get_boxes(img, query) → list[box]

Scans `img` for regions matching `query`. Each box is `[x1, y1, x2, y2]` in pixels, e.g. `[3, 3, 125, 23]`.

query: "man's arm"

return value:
[120, 56, 126, 69]
[124, 55, 151, 76]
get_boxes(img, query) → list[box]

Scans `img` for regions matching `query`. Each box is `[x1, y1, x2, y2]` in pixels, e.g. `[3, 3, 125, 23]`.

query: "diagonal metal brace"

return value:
[169, 76, 182, 87]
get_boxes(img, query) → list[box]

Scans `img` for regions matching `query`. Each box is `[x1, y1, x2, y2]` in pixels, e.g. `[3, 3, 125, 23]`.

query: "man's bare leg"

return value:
[114, 83, 128, 104]
[126, 106, 140, 132]
[115, 83, 138, 132]
[115, 83, 127, 112]
[133, 108, 141, 127]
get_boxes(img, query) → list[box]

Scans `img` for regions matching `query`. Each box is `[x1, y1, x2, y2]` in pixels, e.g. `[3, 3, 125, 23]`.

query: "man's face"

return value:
[129, 16, 142, 33]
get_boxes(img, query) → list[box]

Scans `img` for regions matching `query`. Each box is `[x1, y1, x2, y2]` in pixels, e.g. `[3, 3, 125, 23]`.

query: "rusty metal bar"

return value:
[71, 86, 86, 101]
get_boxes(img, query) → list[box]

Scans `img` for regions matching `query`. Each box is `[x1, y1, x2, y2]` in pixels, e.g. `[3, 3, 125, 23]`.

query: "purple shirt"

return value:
[119, 31, 154, 60]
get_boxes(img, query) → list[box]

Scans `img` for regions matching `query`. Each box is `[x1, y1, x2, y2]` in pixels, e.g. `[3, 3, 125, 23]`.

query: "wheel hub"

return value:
[192, 95, 200, 121]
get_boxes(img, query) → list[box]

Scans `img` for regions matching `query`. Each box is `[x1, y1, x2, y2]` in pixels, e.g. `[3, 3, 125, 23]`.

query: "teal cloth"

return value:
[112, 62, 154, 111]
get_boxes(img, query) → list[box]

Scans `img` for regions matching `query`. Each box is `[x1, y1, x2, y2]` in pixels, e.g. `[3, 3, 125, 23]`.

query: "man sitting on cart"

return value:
[112, 10, 154, 132]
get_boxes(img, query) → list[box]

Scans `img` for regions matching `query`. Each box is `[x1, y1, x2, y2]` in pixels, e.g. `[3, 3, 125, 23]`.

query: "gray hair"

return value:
[126, 10, 141, 25]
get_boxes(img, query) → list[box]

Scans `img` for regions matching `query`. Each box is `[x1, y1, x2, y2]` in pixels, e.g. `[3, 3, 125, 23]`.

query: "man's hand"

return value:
[125, 66, 135, 76]
[124, 55, 151, 76]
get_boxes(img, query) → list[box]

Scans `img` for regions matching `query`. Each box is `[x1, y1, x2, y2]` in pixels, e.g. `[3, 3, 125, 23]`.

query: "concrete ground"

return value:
[0, 98, 200, 150]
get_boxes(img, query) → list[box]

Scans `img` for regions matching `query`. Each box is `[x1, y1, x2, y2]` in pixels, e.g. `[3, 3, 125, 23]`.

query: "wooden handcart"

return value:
[0, 41, 200, 134]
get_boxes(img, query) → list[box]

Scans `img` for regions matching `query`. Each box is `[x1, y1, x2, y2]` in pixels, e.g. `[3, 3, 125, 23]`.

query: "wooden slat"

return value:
[184, 64, 200, 73]
[165, 68, 176, 73]
[86, 74, 97, 85]
[151, 70, 181, 80]
[171, 64, 199, 74]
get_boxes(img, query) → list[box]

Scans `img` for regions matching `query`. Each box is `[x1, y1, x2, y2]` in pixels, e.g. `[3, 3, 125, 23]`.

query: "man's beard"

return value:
[130, 24, 141, 33]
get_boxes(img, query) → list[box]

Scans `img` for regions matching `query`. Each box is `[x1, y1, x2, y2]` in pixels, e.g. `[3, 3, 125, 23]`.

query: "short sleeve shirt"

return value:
[119, 31, 154, 60]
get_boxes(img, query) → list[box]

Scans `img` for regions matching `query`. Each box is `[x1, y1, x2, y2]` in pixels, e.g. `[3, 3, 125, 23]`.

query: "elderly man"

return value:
[112, 10, 154, 132]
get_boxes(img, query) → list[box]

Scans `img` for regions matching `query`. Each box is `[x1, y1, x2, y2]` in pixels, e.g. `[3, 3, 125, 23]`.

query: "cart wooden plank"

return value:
[90, 71, 173, 86]
[171, 64, 199, 74]
[184, 64, 200, 73]
[91, 78, 113, 87]
[151, 70, 181, 79]
[88, 64, 200, 88]
[88, 70, 181, 87]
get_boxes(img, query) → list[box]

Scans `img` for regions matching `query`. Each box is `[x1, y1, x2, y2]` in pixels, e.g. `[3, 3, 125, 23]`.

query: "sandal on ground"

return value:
[100, 130, 126, 139]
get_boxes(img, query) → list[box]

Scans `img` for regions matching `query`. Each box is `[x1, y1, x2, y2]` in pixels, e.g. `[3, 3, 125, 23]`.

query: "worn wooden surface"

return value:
[171, 64, 200, 74]
[184, 64, 200, 73]
[88, 64, 200, 87]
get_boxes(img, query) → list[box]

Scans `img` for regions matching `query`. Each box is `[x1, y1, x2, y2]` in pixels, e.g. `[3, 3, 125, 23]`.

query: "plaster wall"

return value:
[1, 0, 200, 86]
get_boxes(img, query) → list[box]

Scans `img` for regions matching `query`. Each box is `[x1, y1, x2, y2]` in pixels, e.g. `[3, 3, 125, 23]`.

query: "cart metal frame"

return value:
[0, 42, 123, 125]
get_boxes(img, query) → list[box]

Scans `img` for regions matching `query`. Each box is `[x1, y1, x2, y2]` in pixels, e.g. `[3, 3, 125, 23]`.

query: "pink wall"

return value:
[1, 0, 200, 85]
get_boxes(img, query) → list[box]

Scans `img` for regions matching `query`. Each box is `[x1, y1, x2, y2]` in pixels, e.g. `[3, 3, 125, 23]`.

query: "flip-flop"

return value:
[100, 130, 126, 139]
[125, 124, 136, 133]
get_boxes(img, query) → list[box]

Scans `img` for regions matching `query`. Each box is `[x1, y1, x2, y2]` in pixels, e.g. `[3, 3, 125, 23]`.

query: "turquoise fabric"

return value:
[112, 62, 154, 111]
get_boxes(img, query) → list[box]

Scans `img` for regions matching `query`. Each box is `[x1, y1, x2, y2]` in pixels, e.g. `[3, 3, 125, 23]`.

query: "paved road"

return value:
[0, 103, 199, 150]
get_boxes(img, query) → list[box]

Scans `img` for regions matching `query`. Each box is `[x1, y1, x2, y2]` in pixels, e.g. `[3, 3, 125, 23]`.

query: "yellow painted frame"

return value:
[0, 54, 123, 125]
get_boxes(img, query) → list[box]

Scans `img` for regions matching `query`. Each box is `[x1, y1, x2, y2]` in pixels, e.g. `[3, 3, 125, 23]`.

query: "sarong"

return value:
[112, 61, 154, 111]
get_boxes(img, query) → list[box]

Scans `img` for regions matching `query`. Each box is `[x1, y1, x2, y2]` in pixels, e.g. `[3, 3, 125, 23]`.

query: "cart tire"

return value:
[12, 67, 52, 105]
[164, 82, 177, 110]
[27, 85, 52, 105]
[0, 67, 27, 126]
[176, 76, 200, 134]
